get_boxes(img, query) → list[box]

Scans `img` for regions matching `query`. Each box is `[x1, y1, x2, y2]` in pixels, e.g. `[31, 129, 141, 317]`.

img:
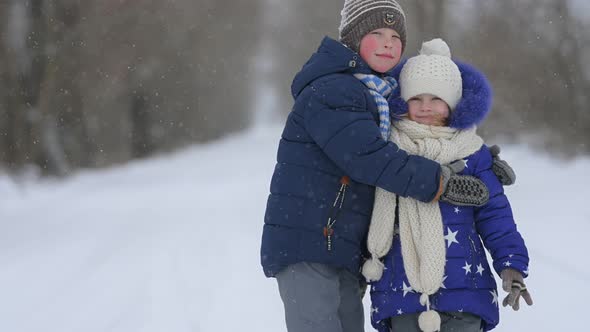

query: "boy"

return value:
[261, 1, 510, 331]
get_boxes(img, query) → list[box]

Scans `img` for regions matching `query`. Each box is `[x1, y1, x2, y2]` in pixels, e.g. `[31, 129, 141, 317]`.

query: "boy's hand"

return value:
[439, 161, 489, 207]
[501, 268, 533, 311]
[490, 145, 516, 186]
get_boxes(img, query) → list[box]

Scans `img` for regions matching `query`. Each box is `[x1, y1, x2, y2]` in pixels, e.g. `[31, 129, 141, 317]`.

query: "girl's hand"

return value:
[501, 268, 533, 311]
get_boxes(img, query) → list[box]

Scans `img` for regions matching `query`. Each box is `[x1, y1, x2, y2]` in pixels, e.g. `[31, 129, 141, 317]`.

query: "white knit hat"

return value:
[400, 38, 462, 110]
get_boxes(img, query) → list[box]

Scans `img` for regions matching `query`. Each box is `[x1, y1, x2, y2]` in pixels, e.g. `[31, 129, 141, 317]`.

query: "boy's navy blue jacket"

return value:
[261, 37, 442, 278]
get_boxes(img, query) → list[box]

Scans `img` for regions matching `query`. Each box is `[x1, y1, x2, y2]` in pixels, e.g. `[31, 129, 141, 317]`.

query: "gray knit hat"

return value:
[339, 0, 407, 54]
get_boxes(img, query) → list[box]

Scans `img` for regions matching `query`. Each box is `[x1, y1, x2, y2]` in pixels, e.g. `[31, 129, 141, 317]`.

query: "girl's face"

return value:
[407, 94, 451, 126]
[359, 28, 402, 73]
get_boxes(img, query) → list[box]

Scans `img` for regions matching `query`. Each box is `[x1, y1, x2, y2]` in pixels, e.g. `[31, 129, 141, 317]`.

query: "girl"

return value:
[362, 39, 533, 332]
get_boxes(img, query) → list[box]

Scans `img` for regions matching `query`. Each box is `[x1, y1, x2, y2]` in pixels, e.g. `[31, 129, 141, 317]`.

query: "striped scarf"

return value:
[354, 74, 398, 140]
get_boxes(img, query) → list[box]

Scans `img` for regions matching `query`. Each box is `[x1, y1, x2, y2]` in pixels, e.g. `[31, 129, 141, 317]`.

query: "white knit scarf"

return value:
[363, 119, 484, 332]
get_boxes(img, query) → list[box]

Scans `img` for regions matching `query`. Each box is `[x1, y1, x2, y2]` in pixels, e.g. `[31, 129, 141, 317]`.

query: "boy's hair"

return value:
[400, 38, 462, 110]
[339, 0, 407, 54]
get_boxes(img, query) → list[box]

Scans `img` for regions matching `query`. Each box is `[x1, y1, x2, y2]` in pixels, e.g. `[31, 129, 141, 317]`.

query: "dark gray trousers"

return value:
[276, 262, 365, 332]
[390, 311, 482, 332]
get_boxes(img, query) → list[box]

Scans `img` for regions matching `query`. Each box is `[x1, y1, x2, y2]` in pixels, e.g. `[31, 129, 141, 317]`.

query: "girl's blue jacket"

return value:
[370, 56, 530, 332]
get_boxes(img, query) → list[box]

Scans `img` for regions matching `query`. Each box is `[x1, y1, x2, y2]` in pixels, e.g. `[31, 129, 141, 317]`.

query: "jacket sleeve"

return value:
[301, 78, 441, 203]
[473, 146, 530, 278]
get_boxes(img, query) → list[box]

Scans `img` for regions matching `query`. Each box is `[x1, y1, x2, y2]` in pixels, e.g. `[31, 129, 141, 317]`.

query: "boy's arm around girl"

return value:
[296, 75, 489, 206]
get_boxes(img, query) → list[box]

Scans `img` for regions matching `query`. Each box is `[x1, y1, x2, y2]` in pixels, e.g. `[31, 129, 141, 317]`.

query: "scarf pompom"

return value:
[362, 257, 384, 282]
[418, 310, 441, 332]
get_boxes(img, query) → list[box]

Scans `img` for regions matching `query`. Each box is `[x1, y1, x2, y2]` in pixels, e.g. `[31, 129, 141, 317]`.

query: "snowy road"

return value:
[1, 126, 588, 331]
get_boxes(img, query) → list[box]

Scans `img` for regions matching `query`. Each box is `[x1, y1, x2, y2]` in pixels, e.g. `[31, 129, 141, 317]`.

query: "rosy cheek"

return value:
[392, 40, 403, 58]
[436, 103, 450, 117]
[359, 37, 378, 58]
[407, 105, 419, 119]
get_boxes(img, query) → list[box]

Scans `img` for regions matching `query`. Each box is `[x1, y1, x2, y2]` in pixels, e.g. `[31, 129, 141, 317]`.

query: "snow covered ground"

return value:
[1, 125, 589, 331]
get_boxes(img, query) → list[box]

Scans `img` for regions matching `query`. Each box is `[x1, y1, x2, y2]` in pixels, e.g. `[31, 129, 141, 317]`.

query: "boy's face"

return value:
[359, 28, 402, 73]
[407, 93, 450, 126]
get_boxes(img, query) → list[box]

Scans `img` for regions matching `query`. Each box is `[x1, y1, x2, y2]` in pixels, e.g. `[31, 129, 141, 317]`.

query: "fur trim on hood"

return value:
[389, 59, 493, 129]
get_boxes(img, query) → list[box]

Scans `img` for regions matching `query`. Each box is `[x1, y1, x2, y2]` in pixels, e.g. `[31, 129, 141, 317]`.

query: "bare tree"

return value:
[1, 0, 588, 176]
[455, 0, 590, 155]
[409, 0, 448, 40]
[1, 0, 263, 174]
[0, 0, 71, 175]
[260, 0, 341, 117]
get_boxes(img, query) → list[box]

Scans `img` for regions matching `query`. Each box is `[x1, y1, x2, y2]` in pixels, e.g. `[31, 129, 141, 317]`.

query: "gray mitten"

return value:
[490, 145, 516, 186]
[501, 268, 533, 311]
[440, 160, 490, 207]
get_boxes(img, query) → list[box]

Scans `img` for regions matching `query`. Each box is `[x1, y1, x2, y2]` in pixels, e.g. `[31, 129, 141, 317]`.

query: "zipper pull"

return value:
[340, 175, 350, 186]
[324, 224, 334, 251]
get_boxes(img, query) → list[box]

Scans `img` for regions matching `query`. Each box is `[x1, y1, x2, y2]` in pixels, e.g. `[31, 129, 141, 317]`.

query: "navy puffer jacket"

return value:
[261, 37, 442, 278]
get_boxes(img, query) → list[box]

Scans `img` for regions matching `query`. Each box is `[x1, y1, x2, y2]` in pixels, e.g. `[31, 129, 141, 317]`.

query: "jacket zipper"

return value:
[468, 234, 478, 286]
[324, 176, 350, 251]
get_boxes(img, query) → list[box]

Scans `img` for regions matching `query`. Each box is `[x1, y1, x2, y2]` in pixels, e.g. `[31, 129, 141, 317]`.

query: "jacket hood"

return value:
[388, 58, 493, 129]
[291, 37, 386, 98]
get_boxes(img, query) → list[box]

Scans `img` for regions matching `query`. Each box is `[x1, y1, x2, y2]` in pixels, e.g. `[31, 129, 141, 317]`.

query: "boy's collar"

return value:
[320, 36, 374, 75]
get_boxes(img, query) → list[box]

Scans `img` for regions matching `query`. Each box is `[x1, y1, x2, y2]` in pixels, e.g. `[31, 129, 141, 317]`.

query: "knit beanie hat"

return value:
[339, 0, 407, 54]
[400, 38, 463, 110]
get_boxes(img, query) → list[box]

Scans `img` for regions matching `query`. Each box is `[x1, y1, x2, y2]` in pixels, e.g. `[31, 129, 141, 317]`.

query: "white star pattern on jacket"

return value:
[463, 261, 472, 274]
[441, 275, 448, 289]
[397, 309, 403, 315]
[444, 227, 459, 248]
[402, 281, 413, 297]
[454, 206, 461, 214]
[476, 263, 485, 275]
[504, 261, 512, 267]
[490, 290, 499, 307]
[463, 159, 469, 168]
